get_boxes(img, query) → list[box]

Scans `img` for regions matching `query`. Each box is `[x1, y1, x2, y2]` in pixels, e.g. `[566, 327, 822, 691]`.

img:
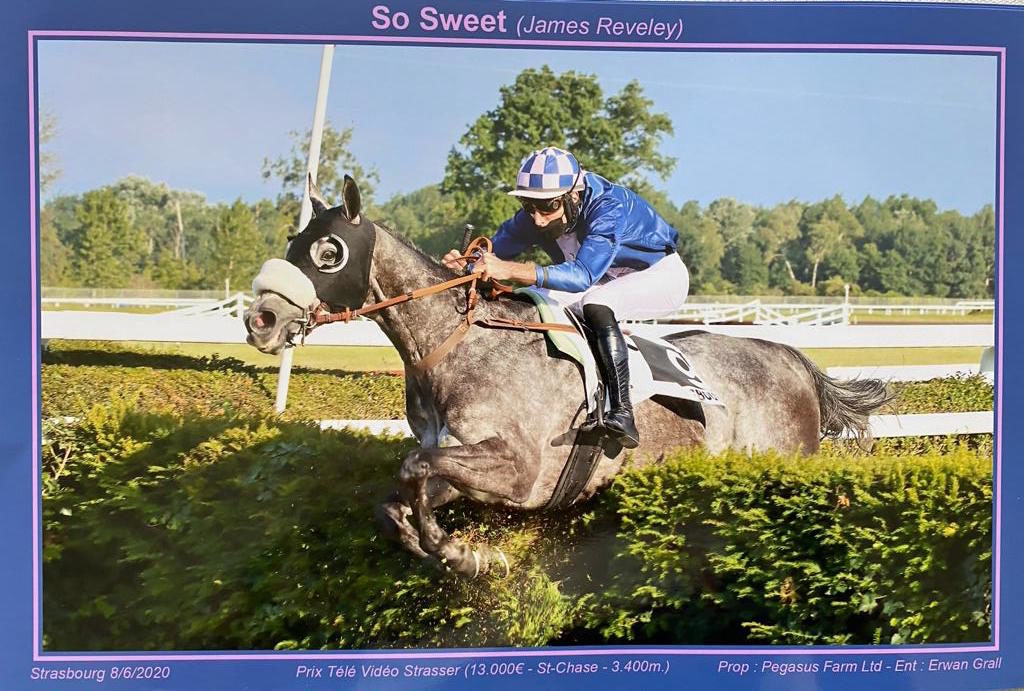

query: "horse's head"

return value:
[244, 175, 376, 354]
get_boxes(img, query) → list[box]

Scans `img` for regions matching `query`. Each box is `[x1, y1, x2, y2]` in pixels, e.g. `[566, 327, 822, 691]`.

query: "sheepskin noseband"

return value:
[251, 258, 318, 310]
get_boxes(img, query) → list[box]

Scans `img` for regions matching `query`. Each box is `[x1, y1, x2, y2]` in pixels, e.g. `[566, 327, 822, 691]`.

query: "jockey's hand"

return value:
[442, 249, 467, 271]
[472, 252, 509, 281]
[473, 252, 541, 285]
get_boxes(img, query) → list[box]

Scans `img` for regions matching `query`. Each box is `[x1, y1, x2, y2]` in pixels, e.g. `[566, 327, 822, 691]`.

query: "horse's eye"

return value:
[310, 235, 349, 273]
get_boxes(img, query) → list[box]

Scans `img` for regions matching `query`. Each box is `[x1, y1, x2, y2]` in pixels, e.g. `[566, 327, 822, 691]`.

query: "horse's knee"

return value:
[399, 450, 431, 484]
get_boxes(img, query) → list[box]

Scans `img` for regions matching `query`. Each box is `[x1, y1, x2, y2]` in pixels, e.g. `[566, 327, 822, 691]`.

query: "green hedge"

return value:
[885, 374, 993, 415]
[41, 349, 406, 421]
[42, 402, 992, 651]
[41, 345, 991, 420]
[574, 449, 991, 646]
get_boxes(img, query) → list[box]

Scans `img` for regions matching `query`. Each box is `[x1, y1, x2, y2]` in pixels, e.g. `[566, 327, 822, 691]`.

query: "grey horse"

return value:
[244, 176, 890, 577]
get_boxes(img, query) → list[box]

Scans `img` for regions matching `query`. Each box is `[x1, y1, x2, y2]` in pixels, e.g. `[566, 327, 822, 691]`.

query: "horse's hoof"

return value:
[492, 548, 511, 578]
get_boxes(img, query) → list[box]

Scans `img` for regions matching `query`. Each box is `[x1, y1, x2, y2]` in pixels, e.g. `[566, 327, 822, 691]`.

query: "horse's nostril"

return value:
[250, 310, 276, 331]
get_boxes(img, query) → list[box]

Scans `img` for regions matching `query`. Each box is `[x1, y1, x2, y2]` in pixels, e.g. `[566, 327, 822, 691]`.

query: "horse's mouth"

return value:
[244, 293, 306, 355]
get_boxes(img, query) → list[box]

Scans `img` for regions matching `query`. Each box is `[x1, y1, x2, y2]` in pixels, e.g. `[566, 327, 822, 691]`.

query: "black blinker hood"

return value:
[285, 209, 377, 312]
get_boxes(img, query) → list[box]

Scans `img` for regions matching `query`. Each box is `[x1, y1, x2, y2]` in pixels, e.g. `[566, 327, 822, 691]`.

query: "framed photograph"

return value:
[3, 0, 1019, 689]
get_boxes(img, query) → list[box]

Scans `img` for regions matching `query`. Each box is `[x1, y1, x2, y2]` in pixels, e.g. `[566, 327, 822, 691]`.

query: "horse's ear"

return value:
[308, 173, 329, 218]
[342, 175, 361, 224]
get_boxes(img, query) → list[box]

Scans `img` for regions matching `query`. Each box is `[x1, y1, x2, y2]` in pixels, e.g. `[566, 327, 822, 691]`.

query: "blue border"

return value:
[3, 1, 1020, 689]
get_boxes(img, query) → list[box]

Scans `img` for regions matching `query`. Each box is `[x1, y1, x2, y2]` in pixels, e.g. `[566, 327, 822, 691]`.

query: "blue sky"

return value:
[37, 40, 998, 214]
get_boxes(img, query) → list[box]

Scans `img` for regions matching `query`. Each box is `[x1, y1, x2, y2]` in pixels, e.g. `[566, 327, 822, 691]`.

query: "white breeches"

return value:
[540, 252, 690, 321]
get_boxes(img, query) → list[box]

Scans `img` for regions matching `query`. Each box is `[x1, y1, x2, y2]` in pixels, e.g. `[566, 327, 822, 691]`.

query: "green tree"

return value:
[883, 196, 942, 296]
[107, 176, 173, 261]
[798, 196, 863, 289]
[262, 123, 379, 234]
[706, 198, 756, 251]
[377, 184, 464, 257]
[73, 189, 148, 287]
[753, 202, 803, 287]
[39, 112, 61, 198]
[210, 200, 269, 293]
[40, 215, 71, 286]
[721, 238, 769, 294]
[705, 198, 757, 291]
[971, 204, 996, 298]
[671, 201, 724, 292]
[443, 66, 675, 234]
[150, 251, 202, 290]
[38, 113, 72, 285]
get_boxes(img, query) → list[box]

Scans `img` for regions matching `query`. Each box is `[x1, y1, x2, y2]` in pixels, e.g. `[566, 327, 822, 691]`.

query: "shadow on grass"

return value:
[42, 340, 397, 379]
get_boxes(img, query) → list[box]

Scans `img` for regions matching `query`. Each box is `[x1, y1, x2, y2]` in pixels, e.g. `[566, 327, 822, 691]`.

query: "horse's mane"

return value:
[372, 219, 461, 278]
[372, 218, 537, 318]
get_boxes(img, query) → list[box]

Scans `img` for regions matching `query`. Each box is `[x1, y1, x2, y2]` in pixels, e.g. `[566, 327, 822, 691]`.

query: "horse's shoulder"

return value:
[491, 292, 543, 319]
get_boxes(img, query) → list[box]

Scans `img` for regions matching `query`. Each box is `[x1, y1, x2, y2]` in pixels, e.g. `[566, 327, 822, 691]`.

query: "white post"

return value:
[275, 44, 335, 414]
[843, 283, 851, 324]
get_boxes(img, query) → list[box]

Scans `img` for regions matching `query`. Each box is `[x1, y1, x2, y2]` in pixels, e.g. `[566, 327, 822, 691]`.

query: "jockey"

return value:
[443, 146, 690, 448]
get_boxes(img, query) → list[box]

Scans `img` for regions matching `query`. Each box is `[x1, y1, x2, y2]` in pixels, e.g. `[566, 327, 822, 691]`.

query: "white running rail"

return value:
[41, 311, 994, 349]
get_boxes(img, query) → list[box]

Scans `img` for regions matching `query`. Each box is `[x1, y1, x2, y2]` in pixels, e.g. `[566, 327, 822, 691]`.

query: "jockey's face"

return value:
[529, 205, 566, 229]
[523, 192, 578, 235]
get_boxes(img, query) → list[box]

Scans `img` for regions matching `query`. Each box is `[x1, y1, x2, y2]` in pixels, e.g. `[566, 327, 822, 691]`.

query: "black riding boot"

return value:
[583, 304, 640, 449]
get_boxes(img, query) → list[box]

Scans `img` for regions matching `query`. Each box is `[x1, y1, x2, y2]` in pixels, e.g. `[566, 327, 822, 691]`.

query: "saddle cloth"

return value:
[516, 288, 724, 415]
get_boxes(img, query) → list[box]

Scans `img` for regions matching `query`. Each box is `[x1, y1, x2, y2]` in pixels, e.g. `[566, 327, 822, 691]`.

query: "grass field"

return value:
[803, 346, 986, 368]
[849, 311, 993, 324]
[46, 340, 986, 372]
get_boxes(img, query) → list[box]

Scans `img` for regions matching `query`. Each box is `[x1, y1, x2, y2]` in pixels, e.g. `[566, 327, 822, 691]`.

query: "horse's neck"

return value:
[366, 226, 467, 366]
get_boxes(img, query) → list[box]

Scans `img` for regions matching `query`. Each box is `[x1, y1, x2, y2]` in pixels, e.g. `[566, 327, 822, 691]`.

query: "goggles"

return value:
[520, 196, 564, 215]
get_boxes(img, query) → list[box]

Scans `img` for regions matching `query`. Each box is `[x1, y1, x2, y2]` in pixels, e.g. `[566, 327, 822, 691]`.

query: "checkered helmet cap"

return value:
[508, 147, 583, 199]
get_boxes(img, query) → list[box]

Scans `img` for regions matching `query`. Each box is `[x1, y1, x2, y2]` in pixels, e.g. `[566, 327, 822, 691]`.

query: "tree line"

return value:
[40, 67, 995, 298]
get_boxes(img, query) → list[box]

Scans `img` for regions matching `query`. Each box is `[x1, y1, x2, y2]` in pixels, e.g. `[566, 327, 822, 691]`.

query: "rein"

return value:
[303, 237, 577, 372]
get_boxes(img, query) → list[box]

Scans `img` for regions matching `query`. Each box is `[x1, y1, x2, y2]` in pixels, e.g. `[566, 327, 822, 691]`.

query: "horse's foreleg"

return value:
[375, 500, 428, 558]
[376, 481, 462, 560]
[399, 438, 534, 577]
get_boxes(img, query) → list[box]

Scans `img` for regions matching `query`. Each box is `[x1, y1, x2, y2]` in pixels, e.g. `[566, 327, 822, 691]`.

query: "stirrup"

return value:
[603, 411, 640, 449]
[580, 383, 605, 433]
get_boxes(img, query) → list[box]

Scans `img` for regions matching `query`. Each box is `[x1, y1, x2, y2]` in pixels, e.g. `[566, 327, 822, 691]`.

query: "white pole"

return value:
[275, 44, 335, 414]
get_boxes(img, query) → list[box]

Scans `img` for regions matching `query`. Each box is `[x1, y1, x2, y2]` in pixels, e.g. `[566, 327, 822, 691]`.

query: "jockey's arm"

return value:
[442, 212, 534, 272]
[441, 249, 537, 284]
[472, 253, 537, 284]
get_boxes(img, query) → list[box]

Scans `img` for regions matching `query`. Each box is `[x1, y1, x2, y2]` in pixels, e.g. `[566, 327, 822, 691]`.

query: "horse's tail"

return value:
[781, 344, 894, 446]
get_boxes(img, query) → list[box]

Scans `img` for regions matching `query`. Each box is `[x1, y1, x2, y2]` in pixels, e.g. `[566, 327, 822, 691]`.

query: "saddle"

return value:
[516, 288, 723, 415]
[514, 288, 724, 509]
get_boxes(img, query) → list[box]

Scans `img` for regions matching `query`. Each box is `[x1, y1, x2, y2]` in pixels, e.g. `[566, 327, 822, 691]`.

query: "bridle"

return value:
[297, 236, 577, 373]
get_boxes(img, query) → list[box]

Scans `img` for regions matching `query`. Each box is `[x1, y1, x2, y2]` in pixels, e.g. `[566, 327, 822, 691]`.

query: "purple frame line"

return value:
[27, 30, 1005, 53]
[29, 31, 40, 658]
[27, 29, 1006, 662]
[994, 37, 1005, 652]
